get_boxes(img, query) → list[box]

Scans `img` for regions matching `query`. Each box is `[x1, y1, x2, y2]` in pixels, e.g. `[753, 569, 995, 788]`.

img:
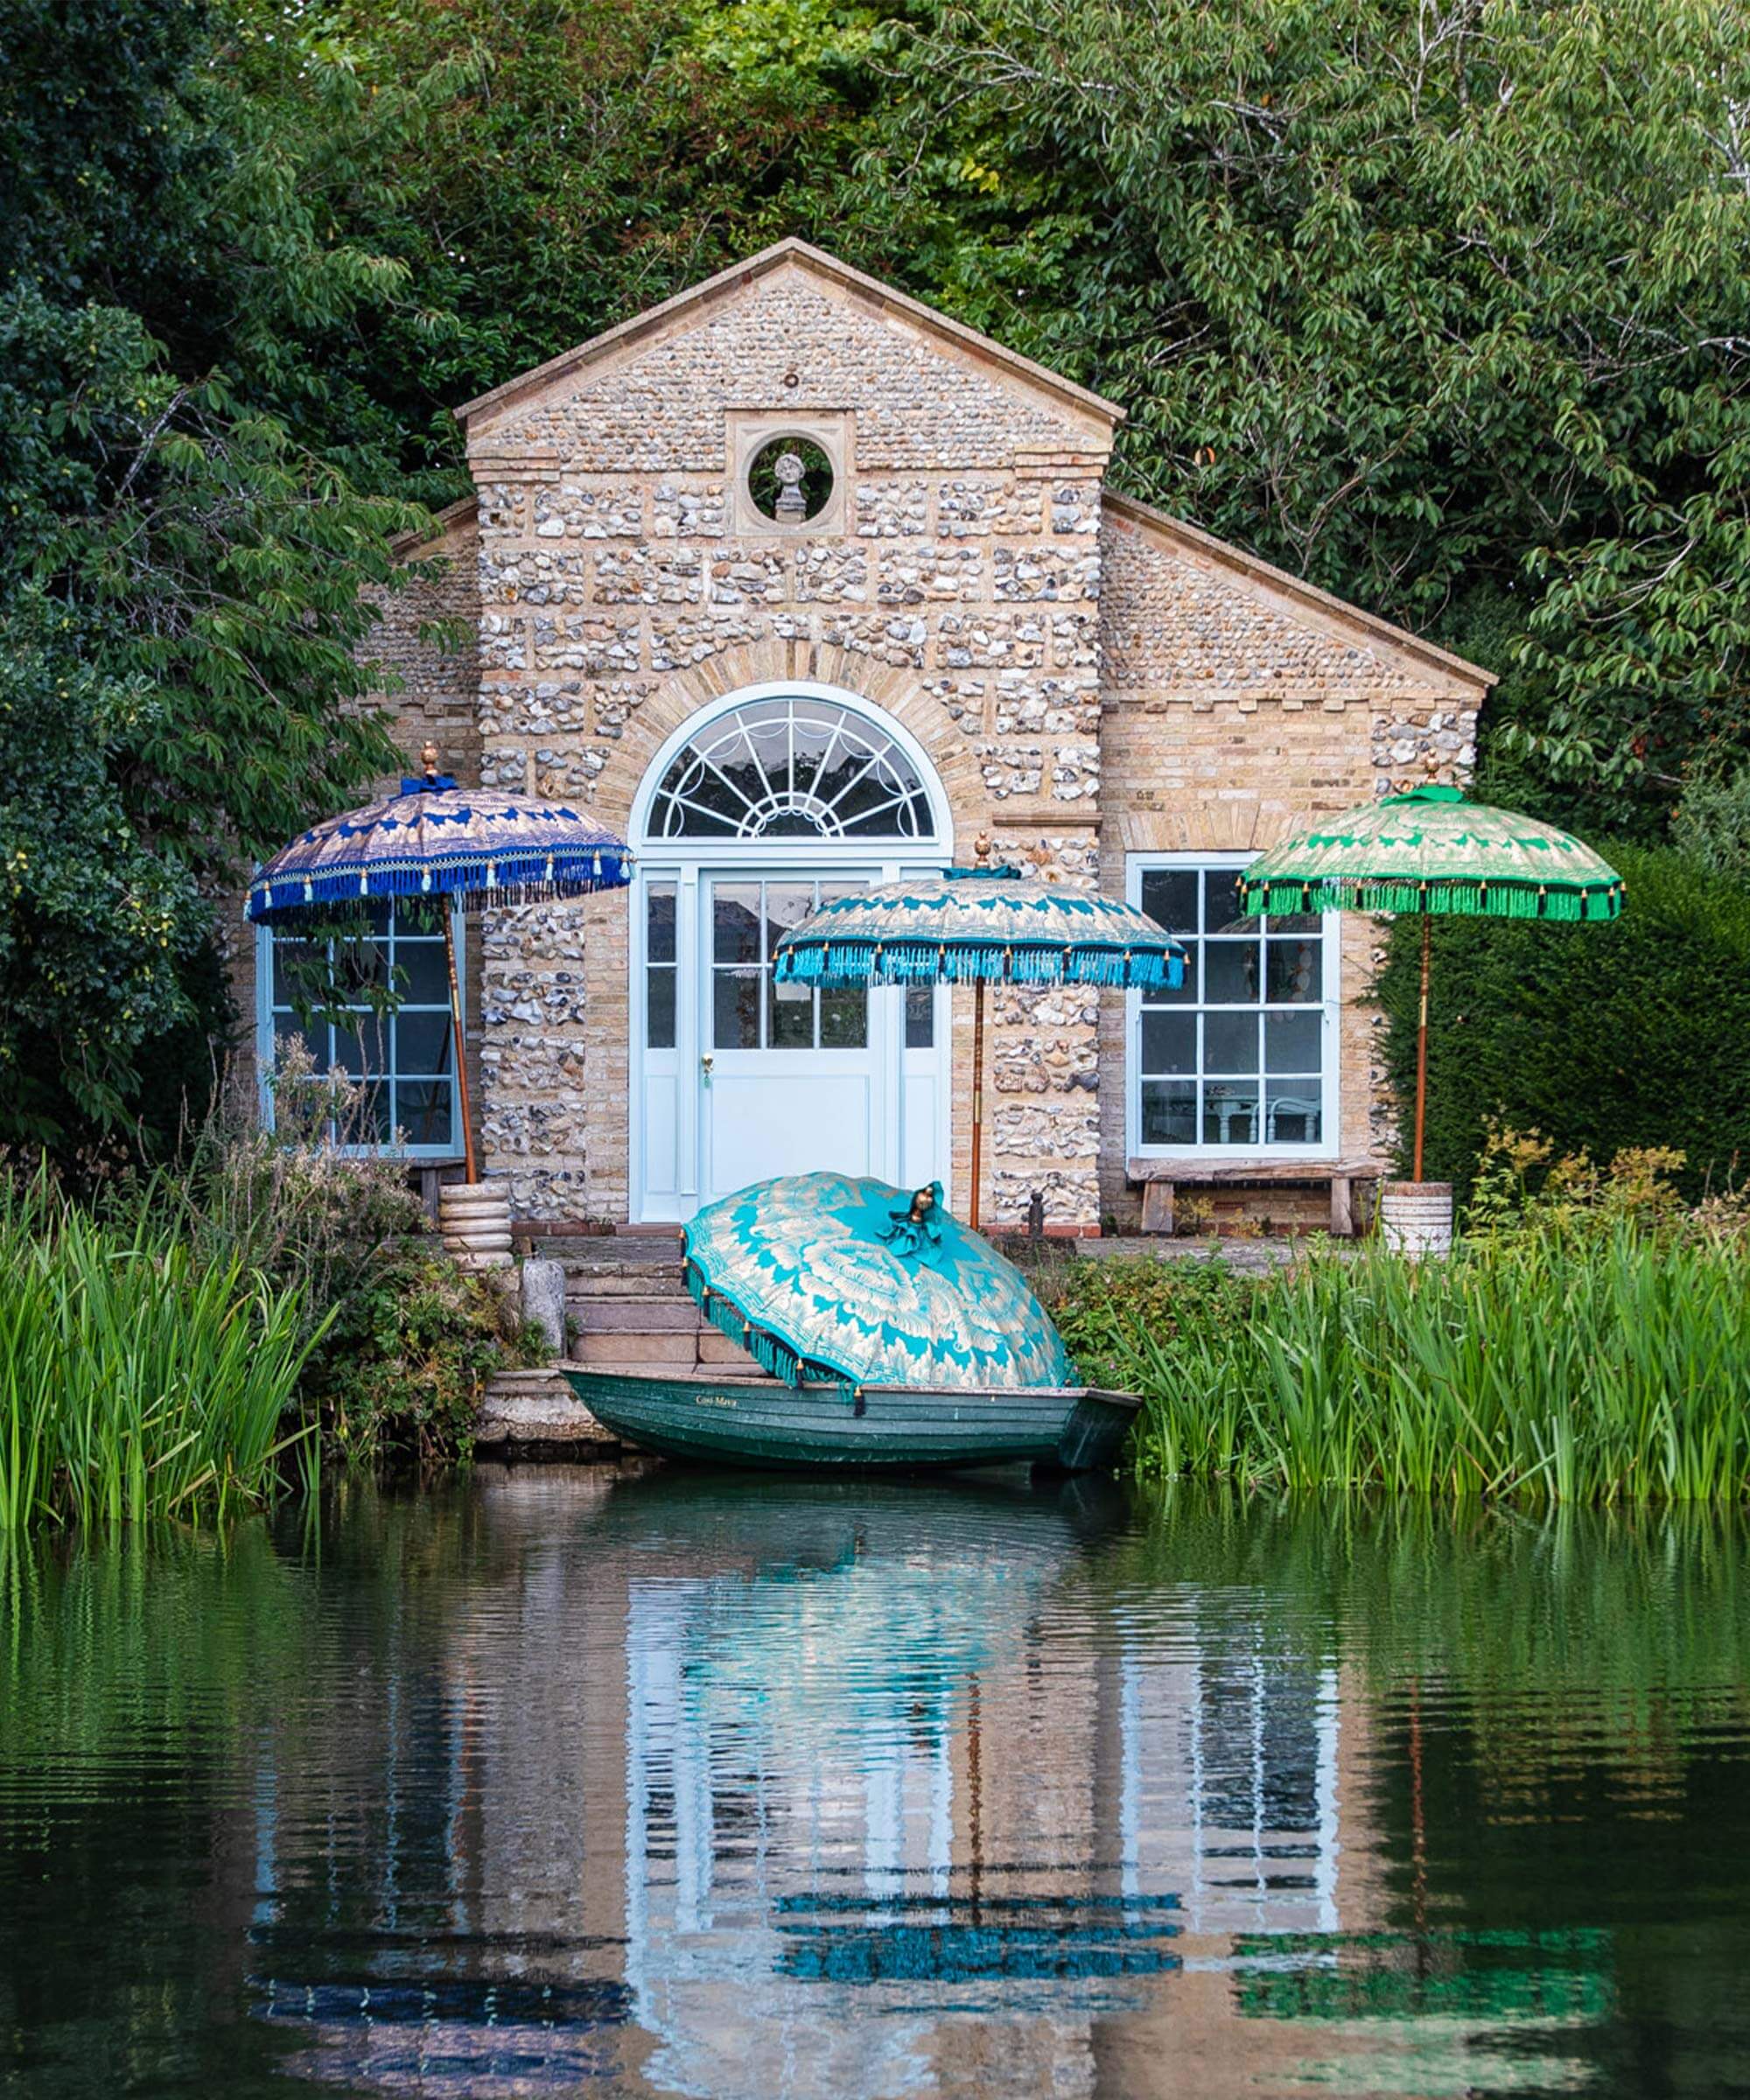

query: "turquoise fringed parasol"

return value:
[1237, 784, 1623, 1181]
[682, 1171, 1070, 1392]
[772, 843, 1185, 1229]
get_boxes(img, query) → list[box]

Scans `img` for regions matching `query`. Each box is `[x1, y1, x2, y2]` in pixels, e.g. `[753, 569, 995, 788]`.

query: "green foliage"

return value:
[1375, 844, 1750, 1202]
[164, 1054, 549, 1469]
[856, 0, 1750, 834]
[1046, 1177, 1750, 1502]
[1672, 765, 1750, 880]
[0, 2, 432, 1158]
[0, 1166, 321, 1530]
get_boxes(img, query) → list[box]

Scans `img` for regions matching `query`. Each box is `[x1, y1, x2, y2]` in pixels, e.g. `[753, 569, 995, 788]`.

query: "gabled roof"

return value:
[1102, 489, 1496, 694]
[454, 238, 1126, 433]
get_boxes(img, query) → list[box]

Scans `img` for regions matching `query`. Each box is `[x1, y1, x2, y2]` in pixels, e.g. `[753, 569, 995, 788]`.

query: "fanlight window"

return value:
[646, 698, 935, 841]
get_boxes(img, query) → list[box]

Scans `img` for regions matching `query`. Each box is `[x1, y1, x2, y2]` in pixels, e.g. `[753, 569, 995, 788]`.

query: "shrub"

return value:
[158, 1049, 546, 1467]
[1374, 843, 1750, 1206]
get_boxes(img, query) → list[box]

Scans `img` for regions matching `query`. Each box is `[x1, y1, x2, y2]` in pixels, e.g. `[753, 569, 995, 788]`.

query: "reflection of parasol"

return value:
[1237, 786, 1623, 1184]
[246, 744, 632, 1180]
[773, 841, 1185, 1229]
[682, 1169, 1070, 1390]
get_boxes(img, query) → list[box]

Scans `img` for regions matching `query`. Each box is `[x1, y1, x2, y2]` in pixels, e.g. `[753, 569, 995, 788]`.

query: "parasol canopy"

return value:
[771, 862, 1186, 990]
[1236, 783, 1623, 1186]
[245, 771, 632, 925]
[1236, 785, 1623, 923]
[682, 1170, 1071, 1391]
[245, 746, 633, 1180]
[772, 850, 1185, 1229]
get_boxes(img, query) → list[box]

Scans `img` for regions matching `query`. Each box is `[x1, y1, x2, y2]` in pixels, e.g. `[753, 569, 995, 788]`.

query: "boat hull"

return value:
[563, 1368, 1138, 1474]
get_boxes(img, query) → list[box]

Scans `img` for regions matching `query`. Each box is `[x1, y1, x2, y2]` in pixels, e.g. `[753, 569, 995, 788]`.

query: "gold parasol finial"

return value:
[421, 741, 441, 783]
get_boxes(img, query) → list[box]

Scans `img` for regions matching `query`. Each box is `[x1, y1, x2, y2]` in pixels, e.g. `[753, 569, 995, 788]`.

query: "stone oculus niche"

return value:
[727, 409, 850, 537]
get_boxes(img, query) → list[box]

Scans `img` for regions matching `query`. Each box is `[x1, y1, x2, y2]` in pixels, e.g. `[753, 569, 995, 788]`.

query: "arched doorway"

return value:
[628, 684, 954, 1222]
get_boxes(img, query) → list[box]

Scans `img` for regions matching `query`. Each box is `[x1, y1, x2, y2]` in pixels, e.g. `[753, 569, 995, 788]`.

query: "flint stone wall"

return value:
[275, 253, 1494, 1232]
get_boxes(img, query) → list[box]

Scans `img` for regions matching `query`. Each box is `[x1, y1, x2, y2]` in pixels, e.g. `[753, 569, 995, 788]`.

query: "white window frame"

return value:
[254, 904, 466, 1159]
[1124, 850, 1341, 1163]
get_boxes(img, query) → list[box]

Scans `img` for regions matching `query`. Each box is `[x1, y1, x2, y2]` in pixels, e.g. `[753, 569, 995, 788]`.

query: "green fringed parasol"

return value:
[1237, 785, 1624, 1182]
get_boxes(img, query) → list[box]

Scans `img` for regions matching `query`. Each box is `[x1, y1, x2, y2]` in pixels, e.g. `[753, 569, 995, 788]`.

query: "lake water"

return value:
[3, 1468, 1747, 2100]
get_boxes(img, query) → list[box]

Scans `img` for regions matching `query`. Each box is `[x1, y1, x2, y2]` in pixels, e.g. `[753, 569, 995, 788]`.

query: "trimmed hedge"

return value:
[1375, 844, 1750, 1207]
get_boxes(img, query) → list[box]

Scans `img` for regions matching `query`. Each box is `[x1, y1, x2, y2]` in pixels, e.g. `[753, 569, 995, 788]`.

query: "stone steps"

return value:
[476, 1368, 622, 1452]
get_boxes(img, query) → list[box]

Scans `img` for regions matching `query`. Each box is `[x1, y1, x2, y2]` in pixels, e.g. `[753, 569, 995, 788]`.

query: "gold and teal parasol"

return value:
[1237, 785, 1623, 1182]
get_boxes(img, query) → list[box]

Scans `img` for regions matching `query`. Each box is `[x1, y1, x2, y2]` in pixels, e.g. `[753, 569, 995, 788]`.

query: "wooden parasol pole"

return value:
[1413, 914, 1432, 1183]
[970, 977, 986, 1234]
[443, 909, 477, 1185]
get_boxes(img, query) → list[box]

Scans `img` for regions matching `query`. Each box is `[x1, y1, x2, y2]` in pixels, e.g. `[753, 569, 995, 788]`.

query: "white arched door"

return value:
[629, 687, 953, 1223]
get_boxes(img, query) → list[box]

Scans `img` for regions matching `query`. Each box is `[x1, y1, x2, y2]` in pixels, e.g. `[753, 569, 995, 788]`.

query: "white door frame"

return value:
[627, 683, 956, 1223]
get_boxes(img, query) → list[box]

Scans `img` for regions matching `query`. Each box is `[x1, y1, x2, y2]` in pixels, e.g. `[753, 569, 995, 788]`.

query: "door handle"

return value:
[700, 1052, 714, 1086]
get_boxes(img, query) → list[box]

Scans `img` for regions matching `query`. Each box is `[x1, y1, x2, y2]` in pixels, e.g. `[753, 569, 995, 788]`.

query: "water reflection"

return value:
[2, 1476, 1748, 2098]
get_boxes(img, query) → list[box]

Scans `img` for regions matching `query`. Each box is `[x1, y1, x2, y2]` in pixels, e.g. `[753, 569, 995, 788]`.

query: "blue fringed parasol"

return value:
[773, 844, 1185, 1229]
[245, 746, 633, 1180]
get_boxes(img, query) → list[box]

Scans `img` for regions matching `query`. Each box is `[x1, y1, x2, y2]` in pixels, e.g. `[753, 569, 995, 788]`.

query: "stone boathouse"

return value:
[247, 240, 1493, 1236]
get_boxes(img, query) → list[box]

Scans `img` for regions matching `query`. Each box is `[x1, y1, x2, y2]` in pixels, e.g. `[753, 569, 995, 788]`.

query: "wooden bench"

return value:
[1127, 1158, 1380, 1237]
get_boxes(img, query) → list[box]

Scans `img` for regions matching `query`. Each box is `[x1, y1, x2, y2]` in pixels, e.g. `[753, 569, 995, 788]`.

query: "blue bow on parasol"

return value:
[773, 839, 1185, 1230]
[246, 745, 633, 1180]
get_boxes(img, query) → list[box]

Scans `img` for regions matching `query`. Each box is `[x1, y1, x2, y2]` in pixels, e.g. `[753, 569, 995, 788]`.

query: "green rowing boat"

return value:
[562, 1366, 1138, 1474]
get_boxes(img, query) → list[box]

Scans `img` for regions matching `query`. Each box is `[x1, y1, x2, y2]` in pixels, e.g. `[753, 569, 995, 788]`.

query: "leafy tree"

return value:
[0, 1, 428, 1154]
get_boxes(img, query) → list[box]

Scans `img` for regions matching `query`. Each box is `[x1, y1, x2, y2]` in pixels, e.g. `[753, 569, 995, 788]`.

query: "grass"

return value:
[0, 1170, 323, 1530]
[1051, 1214, 1750, 1504]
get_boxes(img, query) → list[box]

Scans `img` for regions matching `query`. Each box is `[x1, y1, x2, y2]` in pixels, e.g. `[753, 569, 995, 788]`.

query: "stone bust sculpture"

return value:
[773, 448, 808, 522]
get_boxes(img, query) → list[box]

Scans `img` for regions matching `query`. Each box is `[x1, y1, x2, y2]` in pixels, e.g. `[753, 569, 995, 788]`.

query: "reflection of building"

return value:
[249, 1470, 1402, 2099]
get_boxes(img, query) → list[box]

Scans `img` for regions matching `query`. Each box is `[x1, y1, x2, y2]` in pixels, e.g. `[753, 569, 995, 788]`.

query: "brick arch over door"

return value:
[578, 648, 984, 1222]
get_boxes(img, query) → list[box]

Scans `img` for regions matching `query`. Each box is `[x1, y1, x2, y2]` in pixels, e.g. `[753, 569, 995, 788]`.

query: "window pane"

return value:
[648, 966, 676, 1050]
[396, 1010, 453, 1077]
[1264, 1011, 1322, 1074]
[333, 1018, 390, 1078]
[904, 985, 934, 1049]
[1203, 870, 1244, 933]
[394, 1080, 453, 1148]
[1204, 1082, 1259, 1145]
[713, 969, 760, 1048]
[1265, 1082, 1321, 1144]
[764, 883, 817, 958]
[1144, 948, 1197, 1006]
[1203, 1011, 1259, 1074]
[334, 938, 389, 998]
[352, 1083, 392, 1144]
[272, 938, 321, 1008]
[1265, 937, 1322, 1004]
[768, 977, 815, 1048]
[1204, 941, 1258, 1004]
[1141, 869, 1199, 935]
[273, 1012, 324, 1068]
[395, 940, 449, 1005]
[819, 986, 868, 1049]
[712, 885, 762, 964]
[647, 885, 677, 964]
[1141, 1082, 1197, 1146]
[1140, 1011, 1196, 1075]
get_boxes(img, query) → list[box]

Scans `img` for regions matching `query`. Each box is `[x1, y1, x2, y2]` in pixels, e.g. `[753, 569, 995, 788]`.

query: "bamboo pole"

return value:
[443, 910, 478, 1184]
[1413, 914, 1432, 1183]
[970, 978, 986, 1234]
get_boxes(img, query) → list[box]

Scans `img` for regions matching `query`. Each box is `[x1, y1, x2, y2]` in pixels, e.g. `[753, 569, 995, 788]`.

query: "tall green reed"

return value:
[0, 1171, 324, 1530]
[1054, 1219, 1750, 1502]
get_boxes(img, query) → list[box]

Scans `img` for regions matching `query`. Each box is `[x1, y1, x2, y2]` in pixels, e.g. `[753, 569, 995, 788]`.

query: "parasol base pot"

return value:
[1379, 1180, 1452, 1258]
[439, 1184, 514, 1270]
